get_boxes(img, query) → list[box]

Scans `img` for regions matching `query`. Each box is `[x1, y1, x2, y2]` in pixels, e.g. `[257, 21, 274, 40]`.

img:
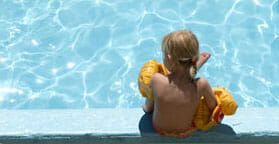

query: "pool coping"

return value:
[1, 107, 279, 143]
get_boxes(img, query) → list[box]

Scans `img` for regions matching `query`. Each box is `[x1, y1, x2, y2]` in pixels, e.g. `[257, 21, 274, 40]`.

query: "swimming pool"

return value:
[0, 0, 279, 109]
[0, 0, 279, 143]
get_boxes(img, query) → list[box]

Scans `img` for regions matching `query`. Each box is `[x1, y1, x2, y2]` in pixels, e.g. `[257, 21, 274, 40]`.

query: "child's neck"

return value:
[169, 66, 193, 84]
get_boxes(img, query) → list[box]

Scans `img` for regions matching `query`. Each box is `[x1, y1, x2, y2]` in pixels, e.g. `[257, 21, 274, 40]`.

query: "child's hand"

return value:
[197, 52, 211, 69]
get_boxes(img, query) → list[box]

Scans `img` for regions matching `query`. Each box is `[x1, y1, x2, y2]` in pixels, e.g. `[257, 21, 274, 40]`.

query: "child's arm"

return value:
[142, 74, 158, 113]
[198, 78, 217, 112]
[197, 52, 211, 70]
[142, 98, 154, 113]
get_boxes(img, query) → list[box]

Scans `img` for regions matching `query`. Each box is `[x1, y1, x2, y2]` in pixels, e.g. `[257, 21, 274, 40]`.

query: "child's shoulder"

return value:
[195, 77, 210, 89]
[151, 73, 169, 88]
[151, 73, 167, 82]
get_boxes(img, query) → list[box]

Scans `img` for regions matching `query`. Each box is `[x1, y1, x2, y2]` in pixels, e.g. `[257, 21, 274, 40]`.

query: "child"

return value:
[142, 30, 217, 138]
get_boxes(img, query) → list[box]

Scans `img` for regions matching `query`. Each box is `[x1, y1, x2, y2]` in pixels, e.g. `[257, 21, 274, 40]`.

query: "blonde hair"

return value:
[162, 30, 199, 80]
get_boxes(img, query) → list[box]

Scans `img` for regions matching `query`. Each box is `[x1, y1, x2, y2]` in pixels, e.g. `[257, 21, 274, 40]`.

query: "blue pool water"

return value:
[0, 0, 278, 109]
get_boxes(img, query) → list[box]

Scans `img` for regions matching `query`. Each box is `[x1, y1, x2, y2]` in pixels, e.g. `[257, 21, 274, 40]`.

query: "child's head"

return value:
[162, 30, 199, 79]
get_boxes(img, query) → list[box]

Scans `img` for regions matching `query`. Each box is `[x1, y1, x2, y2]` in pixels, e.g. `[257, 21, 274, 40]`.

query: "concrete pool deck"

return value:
[0, 107, 279, 143]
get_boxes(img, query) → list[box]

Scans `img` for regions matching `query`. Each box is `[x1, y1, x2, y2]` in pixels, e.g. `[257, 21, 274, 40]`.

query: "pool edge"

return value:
[1, 107, 279, 143]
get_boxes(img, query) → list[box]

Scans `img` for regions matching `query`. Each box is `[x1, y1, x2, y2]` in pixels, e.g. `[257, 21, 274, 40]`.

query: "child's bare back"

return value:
[151, 73, 200, 132]
[151, 74, 216, 133]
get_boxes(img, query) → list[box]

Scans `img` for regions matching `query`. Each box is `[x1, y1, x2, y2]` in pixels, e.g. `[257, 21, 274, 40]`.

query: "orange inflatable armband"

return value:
[194, 87, 238, 131]
[138, 60, 170, 101]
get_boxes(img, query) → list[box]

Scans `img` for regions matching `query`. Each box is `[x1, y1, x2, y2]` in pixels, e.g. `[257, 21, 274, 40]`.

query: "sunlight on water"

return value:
[0, 0, 278, 109]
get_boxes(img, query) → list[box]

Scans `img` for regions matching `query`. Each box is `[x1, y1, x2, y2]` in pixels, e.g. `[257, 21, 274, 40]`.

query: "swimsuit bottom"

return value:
[153, 123, 197, 139]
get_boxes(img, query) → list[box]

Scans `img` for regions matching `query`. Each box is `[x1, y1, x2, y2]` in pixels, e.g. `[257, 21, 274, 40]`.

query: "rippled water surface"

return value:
[0, 0, 279, 109]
